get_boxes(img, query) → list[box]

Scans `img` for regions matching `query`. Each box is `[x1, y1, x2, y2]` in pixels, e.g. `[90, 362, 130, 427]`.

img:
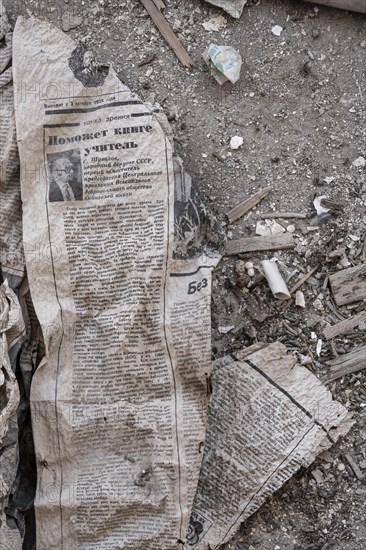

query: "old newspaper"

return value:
[13, 15, 221, 550]
[189, 342, 353, 548]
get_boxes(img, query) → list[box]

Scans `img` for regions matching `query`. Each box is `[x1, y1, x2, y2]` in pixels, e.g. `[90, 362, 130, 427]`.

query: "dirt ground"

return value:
[4, 0, 366, 548]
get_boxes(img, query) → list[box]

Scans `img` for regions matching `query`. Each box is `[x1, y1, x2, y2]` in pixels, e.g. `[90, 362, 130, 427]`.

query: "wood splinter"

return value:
[226, 187, 271, 224]
[225, 234, 294, 256]
[140, 0, 194, 68]
[322, 346, 366, 383]
[323, 310, 366, 340]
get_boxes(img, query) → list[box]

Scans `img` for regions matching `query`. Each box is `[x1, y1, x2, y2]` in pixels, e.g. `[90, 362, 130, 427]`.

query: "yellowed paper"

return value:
[13, 16, 221, 550]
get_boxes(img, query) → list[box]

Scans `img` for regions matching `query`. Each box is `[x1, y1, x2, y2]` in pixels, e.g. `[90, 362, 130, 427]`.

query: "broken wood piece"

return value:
[140, 0, 194, 68]
[226, 187, 271, 224]
[225, 234, 294, 256]
[343, 453, 365, 481]
[329, 264, 366, 306]
[257, 212, 307, 220]
[290, 265, 319, 295]
[323, 310, 366, 340]
[322, 346, 366, 382]
[151, 0, 165, 10]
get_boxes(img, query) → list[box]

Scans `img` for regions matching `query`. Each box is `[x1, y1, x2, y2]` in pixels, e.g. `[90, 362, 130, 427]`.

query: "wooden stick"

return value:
[257, 212, 307, 220]
[289, 265, 319, 295]
[343, 453, 365, 481]
[323, 310, 366, 340]
[225, 234, 294, 256]
[329, 264, 366, 306]
[140, 0, 194, 68]
[226, 187, 271, 224]
[322, 346, 366, 382]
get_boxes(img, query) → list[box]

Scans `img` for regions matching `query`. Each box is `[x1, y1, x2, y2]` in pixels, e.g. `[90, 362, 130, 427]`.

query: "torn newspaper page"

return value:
[188, 342, 353, 548]
[0, 281, 25, 550]
[13, 16, 223, 550]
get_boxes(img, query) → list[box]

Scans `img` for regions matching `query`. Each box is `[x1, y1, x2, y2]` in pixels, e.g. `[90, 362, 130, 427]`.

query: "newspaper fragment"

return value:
[0, 8, 24, 285]
[0, 281, 25, 550]
[189, 342, 353, 548]
[203, 44, 242, 85]
[13, 15, 223, 550]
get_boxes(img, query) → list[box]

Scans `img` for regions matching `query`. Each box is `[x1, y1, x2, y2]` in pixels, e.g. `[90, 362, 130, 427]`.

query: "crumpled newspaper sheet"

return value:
[0, 281, 25, 550]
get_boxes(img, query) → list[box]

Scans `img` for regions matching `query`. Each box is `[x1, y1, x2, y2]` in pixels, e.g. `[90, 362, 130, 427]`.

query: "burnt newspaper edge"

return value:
[188, 342, 353, 549]
[13, 16, 222, 550]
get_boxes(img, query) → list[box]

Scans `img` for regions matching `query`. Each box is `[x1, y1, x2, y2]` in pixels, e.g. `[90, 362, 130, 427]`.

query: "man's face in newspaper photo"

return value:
[51, 157, 73, 187]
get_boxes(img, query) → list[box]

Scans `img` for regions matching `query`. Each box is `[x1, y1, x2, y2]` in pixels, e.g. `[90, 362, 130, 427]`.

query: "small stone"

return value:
[268, 220, 285, 235]
[230, 136, 244, 150]
[256, 222, 271, 236]
[307, 314, 322, 328]
[247, 267, 255, 278]
[271, 25, 283, 36]
[337, 462, 345, 472]
[244, 262, 254, 270]
[287, 224, 295, 233]
[352, 156, 365, 168]
[235, 260, 246, 277]
[298, 353, 312, 365]
[295, 290, 305, 308]
[313, 298, 324, 311]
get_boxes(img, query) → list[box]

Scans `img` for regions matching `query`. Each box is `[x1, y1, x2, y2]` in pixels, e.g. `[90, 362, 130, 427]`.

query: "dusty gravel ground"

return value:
[5, 1, 366, 549]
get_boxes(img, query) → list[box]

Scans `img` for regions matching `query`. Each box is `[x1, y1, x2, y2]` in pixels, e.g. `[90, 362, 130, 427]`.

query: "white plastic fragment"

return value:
[229, 136, 244, 150]
[313, 195, 330, 216]
[295, 290, 306, 308]
[316, 339, 322, 357]
[261, 259, 291, 300]
[218, 324, 234, 334]
[271, 25, 283, 36]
